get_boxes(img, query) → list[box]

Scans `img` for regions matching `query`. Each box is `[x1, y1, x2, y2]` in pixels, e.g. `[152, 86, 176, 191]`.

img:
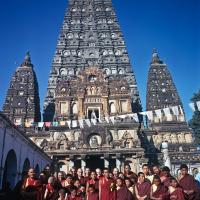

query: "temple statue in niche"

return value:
[89, 135, 102, 148]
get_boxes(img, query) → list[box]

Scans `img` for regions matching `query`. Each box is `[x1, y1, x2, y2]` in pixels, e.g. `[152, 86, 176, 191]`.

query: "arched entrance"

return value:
[22, 158, 30, 174]
[2, 150, 17, 189]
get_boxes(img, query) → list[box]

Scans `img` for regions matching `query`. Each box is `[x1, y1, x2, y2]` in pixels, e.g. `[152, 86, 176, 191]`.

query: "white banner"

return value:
[85, 119, 91, 127]
[196, 101, 200, 111]
[78, 119, 84, 129]
[146, 111, 153, 121]
[163, 107, 171, 116]
[179, 105, 184, 115]
[128, 113, 139, 122]
[72, 120, 77, 128]
[118, 115, 127, 119]
[105, 116, 110, 123]
[91, 118, 97, 125]
[38, 122, 44, 127]
[155, 109, 162, 119]
[110, 116, 115, 124]
[66, 120, 71, 129]
[189, 102, 195, 111]
[171, 106, 179, 116]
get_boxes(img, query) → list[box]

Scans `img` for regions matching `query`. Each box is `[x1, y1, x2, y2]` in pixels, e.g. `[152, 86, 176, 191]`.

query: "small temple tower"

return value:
[146, 49, 185, 123]
[3, 52, 41, 126]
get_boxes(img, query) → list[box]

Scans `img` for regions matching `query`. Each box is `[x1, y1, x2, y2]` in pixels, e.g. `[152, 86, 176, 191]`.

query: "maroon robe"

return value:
[100, 177, 116, 200]
[169, 187, 185, 200]
[136, 181, 151, 198]
[160, 176, 171, 188]
[116, 186, 133, 200]
[179, 174, 199, 200]
[151, 184, 169, 200]
[88, 192, 99, 200]
[87, 179, 99, 191]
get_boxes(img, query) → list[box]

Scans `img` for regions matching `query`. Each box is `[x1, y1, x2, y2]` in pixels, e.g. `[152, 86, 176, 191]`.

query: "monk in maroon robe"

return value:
[87, 184, 99, 200]
[135, 172, 151, 200]
[150, 175, 169, 200]
[160, 166, 172, 188]
[21, 168, 44, 200]
[169, 178, 185, 200]
[99, 168, 116, 200]
[66, 186, 82, 200]
[116, 178, 133, 200]
[124, 164, 138, 184]
[178, 164, 199, 200]
[86, 171, 99, 193]
[44, 176, 59, 200]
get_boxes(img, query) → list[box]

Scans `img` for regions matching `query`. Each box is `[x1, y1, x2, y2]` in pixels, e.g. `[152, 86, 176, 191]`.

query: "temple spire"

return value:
[21, 51, 32, 67]
[151, 48, 163, 64]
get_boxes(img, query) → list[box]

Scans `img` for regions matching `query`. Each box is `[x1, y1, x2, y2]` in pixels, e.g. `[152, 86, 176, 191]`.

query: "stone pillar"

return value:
[104, 159, 109, 168]
[69, 160, 74, 169]
[81, 159, 86, 174]
[103, 97, 108, 116]
[78, 98, 84, 118]
[116, 159, 121, 172]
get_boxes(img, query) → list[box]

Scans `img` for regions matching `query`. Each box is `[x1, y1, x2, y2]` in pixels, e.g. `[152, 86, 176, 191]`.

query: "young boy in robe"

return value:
[87, 184, 99, 200]
[116, 177, 133, 200]
[125, 177, 135, 196]
[135, 172, 151, 200]
[150, 175, 169, 200]
[66, 186, 82, 200]
[168, 178, 184, 200]
[178, 164, 199, 200]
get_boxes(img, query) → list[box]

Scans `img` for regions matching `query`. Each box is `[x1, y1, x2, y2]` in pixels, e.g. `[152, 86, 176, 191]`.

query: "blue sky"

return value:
[0, 0, 199, 121]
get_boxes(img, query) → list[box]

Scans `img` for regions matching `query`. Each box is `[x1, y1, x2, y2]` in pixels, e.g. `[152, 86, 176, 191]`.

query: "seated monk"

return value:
[178, 164, 199, 200]
[87, 184, 99, 200]
[20, 168, 43, 200]
[135, 172, 151, 200]
[116, 178, 133, 200]
[168, 178, 184, 200]
[150, 175, 169, 200]
[44, 176, 59, 200]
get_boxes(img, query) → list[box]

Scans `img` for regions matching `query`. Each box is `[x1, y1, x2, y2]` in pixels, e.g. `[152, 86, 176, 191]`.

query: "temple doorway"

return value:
[86, 156, 104, 170]
[87, 108, 99, 119]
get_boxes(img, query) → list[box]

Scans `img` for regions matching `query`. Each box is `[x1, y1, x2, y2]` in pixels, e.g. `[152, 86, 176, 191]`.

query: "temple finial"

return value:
[24, 51, 31, 63]
[152, 48, 162, 64]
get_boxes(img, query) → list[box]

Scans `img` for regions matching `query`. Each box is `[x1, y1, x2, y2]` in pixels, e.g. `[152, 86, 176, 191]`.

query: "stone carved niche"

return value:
[56, 133, 70, 150]
[171, 134, 178, 144]
[89, 135, 102, 148]
[121, 131, 135, 148]
[185, 133, 193, 144]
[152, 134, 163, 146]
[178, 133, 186, 144]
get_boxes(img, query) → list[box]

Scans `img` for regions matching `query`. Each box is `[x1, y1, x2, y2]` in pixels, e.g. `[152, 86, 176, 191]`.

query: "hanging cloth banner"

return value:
[171, 106, 179, 116]
[91, 118, 97, 125]
[66, 120, 71, 129]
[163, 107, 171, 116]
[72, 120, 77, 128]
[178, 106, 184, 115]
[78, 119, 84, 129]
[118, 115, 127, 119]
[53, 121, 59, 126]
[38, 122, 44, 128]
[146, 111, 153, 121]
[98, 118, 102, 123]
[128, 113, 139, 122]
[85, 119, 91, 127]
[60, 121, 66, 126]
[44, 122, 51, 127]
[155, 109, 162, 119]
[105, 116, 110, 123]
[139, 112, 147, 116]
[189, 102, 195, 112]
[196, 101, 200, 111]
[110, 116, 115, 124]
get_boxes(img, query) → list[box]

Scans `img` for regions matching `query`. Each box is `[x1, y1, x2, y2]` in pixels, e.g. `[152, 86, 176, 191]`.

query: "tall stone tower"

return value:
[3, 52, 41, 125]
[146, 49, 185, 123]
[43, 0, 141, 121]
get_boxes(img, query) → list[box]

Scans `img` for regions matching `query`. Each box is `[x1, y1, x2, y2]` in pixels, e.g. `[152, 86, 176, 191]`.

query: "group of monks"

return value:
[1, 163, 200, 200]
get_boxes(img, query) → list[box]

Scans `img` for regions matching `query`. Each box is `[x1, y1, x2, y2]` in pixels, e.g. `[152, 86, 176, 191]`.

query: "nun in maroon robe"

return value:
[87, 184, 99, 200]
[135, 172, 151, 199]
[178, 164, 199, 200]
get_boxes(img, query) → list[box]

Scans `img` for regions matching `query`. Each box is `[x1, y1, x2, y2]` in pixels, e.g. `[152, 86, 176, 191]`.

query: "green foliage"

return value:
[189, 90, 200, 144]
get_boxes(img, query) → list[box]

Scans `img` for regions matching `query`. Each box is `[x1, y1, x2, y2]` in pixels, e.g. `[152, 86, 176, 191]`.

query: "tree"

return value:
[189, 90, 200, 144]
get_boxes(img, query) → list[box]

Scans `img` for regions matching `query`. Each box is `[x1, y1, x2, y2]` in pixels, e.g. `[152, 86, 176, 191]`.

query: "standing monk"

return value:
[124, 164, 137, 184]
[135, 172, 151, 200]
[21, 168, 43, 200]
[168, 178, 184, 200]
[178, 164, 199, 200]
[99, 168, 116, 200]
